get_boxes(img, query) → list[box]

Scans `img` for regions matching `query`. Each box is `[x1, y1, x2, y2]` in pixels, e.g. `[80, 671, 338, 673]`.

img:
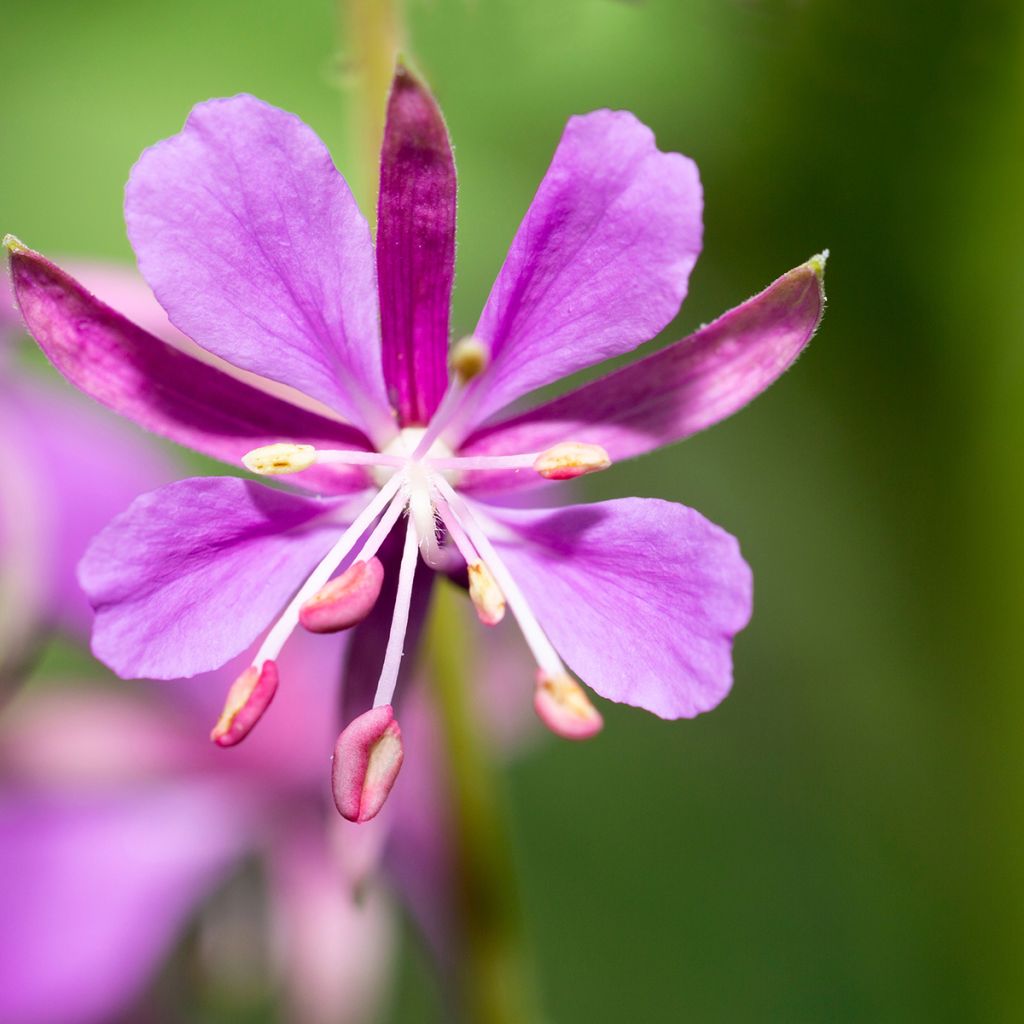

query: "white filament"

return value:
[371, 514, 420, 709]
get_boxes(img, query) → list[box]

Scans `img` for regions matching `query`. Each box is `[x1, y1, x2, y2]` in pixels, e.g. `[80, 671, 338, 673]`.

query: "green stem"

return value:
[428, 581, 541, 1024]
[338, 0, 405, 223]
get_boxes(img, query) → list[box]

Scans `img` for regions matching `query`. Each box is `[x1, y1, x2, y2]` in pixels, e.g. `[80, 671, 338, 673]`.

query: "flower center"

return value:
[370, 426, 457, 487]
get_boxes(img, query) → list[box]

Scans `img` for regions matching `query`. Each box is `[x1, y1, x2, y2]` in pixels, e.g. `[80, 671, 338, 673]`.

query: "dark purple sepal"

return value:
[7, 243, 374, 494]
[376, 64, 456, 426]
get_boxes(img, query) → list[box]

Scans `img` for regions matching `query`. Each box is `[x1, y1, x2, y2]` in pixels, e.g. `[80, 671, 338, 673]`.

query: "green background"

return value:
[4, 0, 1023, 1020]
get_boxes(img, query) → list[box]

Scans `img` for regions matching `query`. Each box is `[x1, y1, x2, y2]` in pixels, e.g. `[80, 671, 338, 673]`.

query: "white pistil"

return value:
[431, 474, 564, 677]
[407, 462, 443, 567]
[254, 471, 407, 665]
[371, 515, 420, 709]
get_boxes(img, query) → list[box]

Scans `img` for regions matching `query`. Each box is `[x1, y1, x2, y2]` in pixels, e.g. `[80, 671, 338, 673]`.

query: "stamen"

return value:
[370, 515, 420, 709]
[332, 705, 404, 823]
[314, 449, 408, 469]
[351, 487, 410, 563]
[425, 452, 539, 472]
[242, 443, 316, 475]
[468, 562, 506, 626]
[534, 669, 603, 740]
[431, 475, 563, 677]
[254, 471, 407, 665]
[210, 660, 279, 747]
[450, 335, 489, 382]
[424, 443, 611, 478]
[299, 558, 385, 634]
[533, 442, 611, 480]
[410, 335, 489, 460]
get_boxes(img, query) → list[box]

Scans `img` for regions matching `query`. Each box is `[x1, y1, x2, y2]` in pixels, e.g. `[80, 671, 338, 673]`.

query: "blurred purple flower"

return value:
[6, 66, 825, 818]
[0, 633, 394, 1024]
[0, 271, 170, 683]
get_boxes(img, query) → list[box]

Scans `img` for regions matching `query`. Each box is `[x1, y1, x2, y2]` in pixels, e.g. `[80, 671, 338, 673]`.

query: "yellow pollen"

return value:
[537, 671, 600, 722]
[450, 336, 489, 382]
[242, 442, 317, 475]
[533, 442, 611, 480]
[210, 665, 259, 740]
[467, 562, 506, 626]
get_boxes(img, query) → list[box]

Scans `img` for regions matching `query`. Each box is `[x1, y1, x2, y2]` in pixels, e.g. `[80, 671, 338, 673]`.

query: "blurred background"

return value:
[3, 0, 1022, 1021]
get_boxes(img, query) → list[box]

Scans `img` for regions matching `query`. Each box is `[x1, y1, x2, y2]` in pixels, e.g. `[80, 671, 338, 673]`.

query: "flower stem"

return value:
[428, 580, 541, 1024]
[339, 0, 405, 223]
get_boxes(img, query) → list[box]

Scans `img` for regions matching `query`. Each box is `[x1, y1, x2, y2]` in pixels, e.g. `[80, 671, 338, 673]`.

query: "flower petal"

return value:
[484, 497, 752, 719]
[0, 784, 248, 1024]
[377, 66, 455, 426]
[80, 477, 347, 679]
[125, 95, 392, 439]
[8, 246, 374, 494]
[459, 110, 702, 433]
[4, 375, 172, 640]
[460, 258, 826, 492]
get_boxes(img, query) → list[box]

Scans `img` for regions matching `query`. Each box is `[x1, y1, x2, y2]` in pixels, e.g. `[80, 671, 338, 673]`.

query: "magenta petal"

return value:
[80, 477, 345, 680]
[460, 258, 826, 492]
[484, 497, 752, 719]
[0, 785, 247, 1024]
[125, 95, 391, 438]
[9, 247, 374, 495]
[377, 66, 455, 426]
[462, 110, 702, 432]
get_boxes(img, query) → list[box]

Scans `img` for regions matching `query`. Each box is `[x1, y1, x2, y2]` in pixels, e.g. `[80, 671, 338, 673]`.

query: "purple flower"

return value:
[5, 66, 825, 819]
[0, 634, 394, 1024]
[0, 269, 170, 683]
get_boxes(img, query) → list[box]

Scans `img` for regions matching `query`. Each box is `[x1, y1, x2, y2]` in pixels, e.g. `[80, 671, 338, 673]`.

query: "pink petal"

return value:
[79, 477, 346, 680]
[125, 95, 392, 440]
[459, 109, 702, 433]
[460, 258, 826, 492]
[0, 785, 248, 1024]
[483, 496, 752, 719]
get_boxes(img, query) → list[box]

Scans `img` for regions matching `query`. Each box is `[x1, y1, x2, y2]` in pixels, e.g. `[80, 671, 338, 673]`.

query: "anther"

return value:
[299, 558, 385, 634]
[450, 336, 489, 383]
[210, 660, 279, 747]
[242, 443, 316, 476]
[332, 705, 404, 823]
[468, 562, 506, 626]
[533, 442, 611, 480]
[534, 670, 603, 740]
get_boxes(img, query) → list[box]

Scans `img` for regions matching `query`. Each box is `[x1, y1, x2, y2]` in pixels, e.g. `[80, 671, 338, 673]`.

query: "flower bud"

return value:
[299, 558, 385, 634]
[210, 660, 279, 747]
[332, 705, 404, 823]
[533, 442, 611, 480]
[534, 670, 603, 740]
